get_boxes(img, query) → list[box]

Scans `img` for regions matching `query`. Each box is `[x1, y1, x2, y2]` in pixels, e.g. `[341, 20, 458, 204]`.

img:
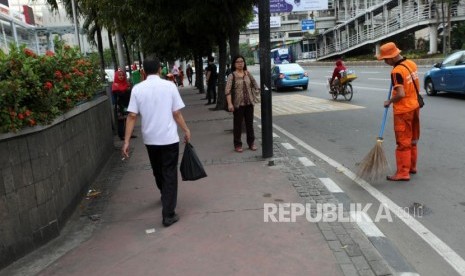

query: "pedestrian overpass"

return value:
[317, 0, 465, 60]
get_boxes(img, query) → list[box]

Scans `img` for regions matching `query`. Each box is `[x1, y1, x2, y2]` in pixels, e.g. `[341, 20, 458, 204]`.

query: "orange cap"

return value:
[376, 42, 401, 60]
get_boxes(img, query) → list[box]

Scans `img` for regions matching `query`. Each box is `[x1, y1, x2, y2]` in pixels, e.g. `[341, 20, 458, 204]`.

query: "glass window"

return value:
[442, 52, 462, 67]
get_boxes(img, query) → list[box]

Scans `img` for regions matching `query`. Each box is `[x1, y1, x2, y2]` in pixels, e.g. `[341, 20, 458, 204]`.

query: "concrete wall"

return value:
[0, 96, 114, 269]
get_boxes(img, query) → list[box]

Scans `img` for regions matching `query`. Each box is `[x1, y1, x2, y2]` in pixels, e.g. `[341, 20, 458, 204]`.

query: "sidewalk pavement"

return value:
[1, 86, 395, 276]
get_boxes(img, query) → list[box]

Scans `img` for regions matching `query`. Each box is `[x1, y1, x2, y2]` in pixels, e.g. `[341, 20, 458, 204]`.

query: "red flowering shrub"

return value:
[0, 42, 101, 133]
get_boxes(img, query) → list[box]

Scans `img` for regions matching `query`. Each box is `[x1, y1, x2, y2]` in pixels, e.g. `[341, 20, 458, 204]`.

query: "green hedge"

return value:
[0, 42, 101, 133]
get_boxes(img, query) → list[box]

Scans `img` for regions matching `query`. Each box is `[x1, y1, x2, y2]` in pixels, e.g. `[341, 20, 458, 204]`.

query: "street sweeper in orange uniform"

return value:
[376, 42, 421, 181]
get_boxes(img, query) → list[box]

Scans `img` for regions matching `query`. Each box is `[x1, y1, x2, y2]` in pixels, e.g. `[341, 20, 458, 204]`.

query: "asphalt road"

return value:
[249, 64, 465, 276]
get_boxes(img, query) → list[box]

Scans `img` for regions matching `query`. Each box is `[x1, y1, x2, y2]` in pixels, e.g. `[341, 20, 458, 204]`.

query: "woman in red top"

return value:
[112, 68, 131, 140]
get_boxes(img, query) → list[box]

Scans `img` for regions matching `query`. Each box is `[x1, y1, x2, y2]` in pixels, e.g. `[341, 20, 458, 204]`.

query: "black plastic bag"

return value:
[180, 143, 207, 181]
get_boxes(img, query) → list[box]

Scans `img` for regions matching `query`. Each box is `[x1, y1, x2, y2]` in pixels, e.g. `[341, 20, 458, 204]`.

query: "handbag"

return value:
[180, 143, 207, 181]
[398, 63, 424, 108]
[248, 74, 261, 104]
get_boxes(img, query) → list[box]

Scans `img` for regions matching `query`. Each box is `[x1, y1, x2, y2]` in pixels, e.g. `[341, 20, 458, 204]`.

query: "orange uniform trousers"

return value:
[393, 108, 420, 151]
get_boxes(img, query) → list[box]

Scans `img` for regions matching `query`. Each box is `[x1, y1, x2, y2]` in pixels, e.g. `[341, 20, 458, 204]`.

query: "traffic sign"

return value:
[301, 19, 315, 31]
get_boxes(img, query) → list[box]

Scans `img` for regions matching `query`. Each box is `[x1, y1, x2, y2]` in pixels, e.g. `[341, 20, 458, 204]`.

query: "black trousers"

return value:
[146, 143, 179, 219]
[206, 83, 216, 103]
[233, 105, 255, 148]
[114, 91, 130, 139]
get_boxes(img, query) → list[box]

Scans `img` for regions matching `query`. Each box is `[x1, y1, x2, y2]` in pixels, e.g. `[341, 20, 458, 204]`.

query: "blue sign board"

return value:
[301, 19, 315, 31]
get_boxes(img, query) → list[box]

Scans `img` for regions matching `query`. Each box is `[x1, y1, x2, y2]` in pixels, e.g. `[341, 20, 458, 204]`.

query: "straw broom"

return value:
[357, 85, 392, 182]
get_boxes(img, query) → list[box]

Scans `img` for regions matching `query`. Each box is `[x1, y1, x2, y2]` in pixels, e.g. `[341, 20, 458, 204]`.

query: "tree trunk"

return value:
[95, 24, 105, 81]
[108, 30, 118, 71]
[195, 53, 205, 93]
[229, 29, 240, 61]
[215, 37, 227, 110]
[123, 35, 132, 75]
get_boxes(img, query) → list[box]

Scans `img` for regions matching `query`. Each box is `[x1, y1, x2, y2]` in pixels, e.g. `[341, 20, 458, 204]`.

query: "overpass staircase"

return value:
[317, 0, 465, 60]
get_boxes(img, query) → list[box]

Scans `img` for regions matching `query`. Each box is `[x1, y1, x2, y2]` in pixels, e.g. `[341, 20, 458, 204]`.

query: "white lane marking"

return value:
[273, 132, 280, 138]
[368, 78, 391, 81]
[398, 273, 421, 276]
[273, 123, 465, 276]
[281, 143, 295, 150]
[298, 156, 315, 167]
[350, 211, 385, 237]
[319, 177, 343, 193]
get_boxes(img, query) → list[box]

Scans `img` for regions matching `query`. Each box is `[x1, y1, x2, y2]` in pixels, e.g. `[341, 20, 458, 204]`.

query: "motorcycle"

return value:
[327, 70, 357, 101]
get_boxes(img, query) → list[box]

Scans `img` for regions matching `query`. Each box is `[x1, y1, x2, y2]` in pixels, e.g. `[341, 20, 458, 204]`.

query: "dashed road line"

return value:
[319, 177, 343, 193]
[350, 211, 385, 237]
[297, 157, 315, 167]
[281, 143, 295, 150]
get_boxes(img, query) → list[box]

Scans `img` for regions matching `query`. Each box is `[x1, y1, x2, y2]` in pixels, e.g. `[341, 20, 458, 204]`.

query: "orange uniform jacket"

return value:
[390, 59, 420, 114]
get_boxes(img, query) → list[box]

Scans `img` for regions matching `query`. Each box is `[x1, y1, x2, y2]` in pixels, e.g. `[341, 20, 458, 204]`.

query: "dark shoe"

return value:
[249, 144, 257, 151]
[130, 135, 138, 139]
[162, 214, 179, 227]
[205, 102, 211, 105]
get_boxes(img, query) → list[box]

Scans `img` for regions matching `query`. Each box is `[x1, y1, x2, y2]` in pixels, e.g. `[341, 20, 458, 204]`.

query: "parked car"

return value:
[271, 63, 309, 91]
[424, 50, 465, 96]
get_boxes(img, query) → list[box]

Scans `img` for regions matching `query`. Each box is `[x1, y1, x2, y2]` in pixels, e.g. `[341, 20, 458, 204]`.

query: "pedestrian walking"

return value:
[186, 64, 193, 85]
[161, 63, 168, 79]
[376, 42, 421, 181]
[178, 65, 184, 87]
[112, 68, 131, 140]
[131, 63, 142, 86]
[225, 55, 260, 153]
[122, 57, 191, 227]
[171, 64, 179, 86]
[205, 56, 218, 105]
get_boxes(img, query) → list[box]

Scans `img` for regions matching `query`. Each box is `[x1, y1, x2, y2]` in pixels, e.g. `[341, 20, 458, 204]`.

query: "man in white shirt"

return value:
[122, 57, 191, 227]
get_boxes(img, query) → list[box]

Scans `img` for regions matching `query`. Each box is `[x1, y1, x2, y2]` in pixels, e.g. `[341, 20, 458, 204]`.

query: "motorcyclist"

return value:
[329, 59, 347, 93]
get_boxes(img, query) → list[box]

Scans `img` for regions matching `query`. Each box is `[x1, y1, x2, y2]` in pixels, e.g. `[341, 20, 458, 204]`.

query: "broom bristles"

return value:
[357, 139, 389, 182]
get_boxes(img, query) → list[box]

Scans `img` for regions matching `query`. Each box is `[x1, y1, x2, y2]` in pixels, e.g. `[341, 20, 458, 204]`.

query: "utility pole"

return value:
[114, 18, 125, 70]
[259, 0, 273, 158]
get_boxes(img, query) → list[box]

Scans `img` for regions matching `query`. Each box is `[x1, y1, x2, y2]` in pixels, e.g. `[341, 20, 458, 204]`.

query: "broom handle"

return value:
[378, 84, 393, 139]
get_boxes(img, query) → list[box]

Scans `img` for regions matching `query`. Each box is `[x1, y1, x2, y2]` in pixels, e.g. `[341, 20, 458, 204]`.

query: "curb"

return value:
[258, 120, 420, 276]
